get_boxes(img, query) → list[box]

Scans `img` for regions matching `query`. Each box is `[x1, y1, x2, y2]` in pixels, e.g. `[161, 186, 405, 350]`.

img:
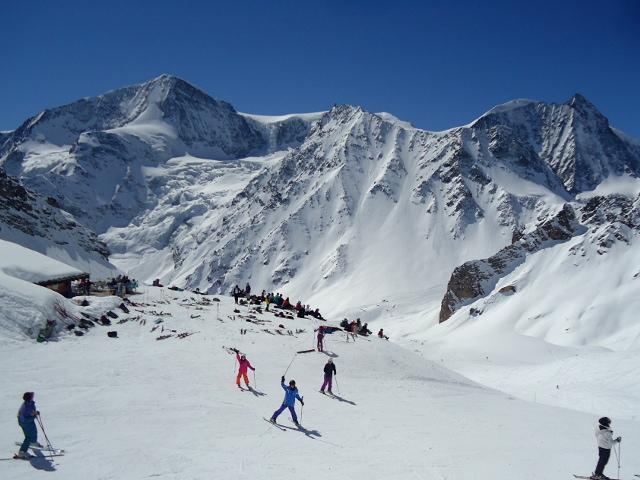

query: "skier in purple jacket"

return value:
[16, 392, 41, 459]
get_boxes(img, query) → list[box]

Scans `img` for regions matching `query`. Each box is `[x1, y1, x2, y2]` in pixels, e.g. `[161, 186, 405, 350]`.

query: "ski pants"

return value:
[19, 420, 37, 453]
[272, 403, 298, 423]
[595, 447, 611, 476]
[236, 372, 249, 386]
[317, 337, 324, 351]
[321, 373, 333, 392]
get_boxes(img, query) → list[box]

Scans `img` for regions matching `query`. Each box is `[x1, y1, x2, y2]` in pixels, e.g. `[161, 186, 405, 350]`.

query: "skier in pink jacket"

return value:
[235, 353, 255, 388]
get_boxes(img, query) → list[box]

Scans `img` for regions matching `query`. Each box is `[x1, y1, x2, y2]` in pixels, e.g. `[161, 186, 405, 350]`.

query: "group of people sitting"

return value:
[340, 318, 372, 336]
[231, 284, 324, 320]
[340, 318, 389, 340]
[230, 282, 390, 340]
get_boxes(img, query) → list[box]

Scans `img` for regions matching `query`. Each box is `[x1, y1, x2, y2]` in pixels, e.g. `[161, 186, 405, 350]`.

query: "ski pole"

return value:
[300, 396, 304, 424]
[334, 375, 341, 395]
[253, 370, 257, 389]
[283, 353, 297, 377]
[36, 414, 55, 462]
[615, 439, 621, 480]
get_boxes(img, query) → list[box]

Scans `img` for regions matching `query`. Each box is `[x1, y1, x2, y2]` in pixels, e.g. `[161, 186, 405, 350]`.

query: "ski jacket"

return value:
[281, 381, 302, 406]
[236, 354, 254, 374]
[595, 425, 616, 449]
[17, 401, 36, 423]
[324, 363, 336, 376]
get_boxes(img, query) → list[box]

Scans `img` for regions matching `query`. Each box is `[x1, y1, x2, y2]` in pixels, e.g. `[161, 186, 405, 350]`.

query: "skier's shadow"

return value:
[247, 387, 267, 397]
[29, 454, 56, 472]
[328, 393, 356, 405]
[283, 424, 322, 439]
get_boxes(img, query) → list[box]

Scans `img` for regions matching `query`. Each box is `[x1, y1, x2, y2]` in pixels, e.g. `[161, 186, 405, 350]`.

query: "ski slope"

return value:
[1, 287, 639, 479]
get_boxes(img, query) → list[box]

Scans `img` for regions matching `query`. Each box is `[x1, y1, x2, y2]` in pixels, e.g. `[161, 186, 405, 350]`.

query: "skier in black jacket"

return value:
[320, 359, 336, 394]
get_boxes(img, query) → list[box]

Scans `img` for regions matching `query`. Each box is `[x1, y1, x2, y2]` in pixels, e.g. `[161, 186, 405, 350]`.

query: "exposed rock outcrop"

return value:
[0, 169, 114, 276]
[439, 204, 580, 322]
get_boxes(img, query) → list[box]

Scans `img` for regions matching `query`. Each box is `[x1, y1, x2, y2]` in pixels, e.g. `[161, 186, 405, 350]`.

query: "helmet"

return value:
[241, 354, 246, 359]
[289, 380, 296, 387]
[328, 359, 333, 363]
[599, 417, 611, 427]
[22, 392, 34, 401]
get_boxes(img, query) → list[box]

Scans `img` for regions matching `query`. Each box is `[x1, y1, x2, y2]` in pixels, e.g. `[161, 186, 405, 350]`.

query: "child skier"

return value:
[320, 358, 336, 394]
[270, 376, 304, 426]
[592, 417, 621, 479]
[235, 352, 255, 388]
[16, 392, 42, 459]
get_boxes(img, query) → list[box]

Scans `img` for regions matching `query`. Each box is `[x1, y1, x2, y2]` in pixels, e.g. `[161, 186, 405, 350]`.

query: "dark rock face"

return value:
[0, 169, 110, 259]
[439, 205, 579, 323]
[579, 193, 640, 252]
[581, 194, 639, 230]
[498, 285, 517, 294]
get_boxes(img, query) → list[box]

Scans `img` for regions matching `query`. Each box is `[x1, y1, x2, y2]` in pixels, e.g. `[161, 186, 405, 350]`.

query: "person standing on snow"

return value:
[592, 417, 621, 479]
[235, 352, 255, 388]
[16, 392, 42, 459]
[320, 358, 337, 394]
[265, 295, 271, 312]
[270, 376, 304, 426]
[233, 285, 241, 304]
[316, 326, 325, 352]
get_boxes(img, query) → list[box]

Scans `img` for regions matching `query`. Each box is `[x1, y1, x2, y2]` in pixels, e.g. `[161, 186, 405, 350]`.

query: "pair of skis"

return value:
[3, 443, 65, 461]
[263, 417, 304, 432]
[573, 474, 640, 479]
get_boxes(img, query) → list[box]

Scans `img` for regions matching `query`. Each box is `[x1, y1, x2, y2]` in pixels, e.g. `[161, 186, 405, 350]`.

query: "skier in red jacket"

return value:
[236, 353, 255, 388]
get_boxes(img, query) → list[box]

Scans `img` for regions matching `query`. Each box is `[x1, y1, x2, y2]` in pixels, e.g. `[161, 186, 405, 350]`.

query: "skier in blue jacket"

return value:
[270, 376, 304, 426]
[16, 392, 42, 459]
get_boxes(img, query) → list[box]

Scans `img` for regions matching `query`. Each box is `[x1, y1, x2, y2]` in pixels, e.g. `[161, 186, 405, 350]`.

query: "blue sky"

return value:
[2, 0, 639, 136]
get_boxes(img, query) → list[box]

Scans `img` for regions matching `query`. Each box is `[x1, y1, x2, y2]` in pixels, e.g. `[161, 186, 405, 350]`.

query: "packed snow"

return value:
[2, 287, 638, 479]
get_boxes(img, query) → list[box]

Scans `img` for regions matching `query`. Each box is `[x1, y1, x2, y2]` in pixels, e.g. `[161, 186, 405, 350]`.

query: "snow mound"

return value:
[0, 239, 119, 341]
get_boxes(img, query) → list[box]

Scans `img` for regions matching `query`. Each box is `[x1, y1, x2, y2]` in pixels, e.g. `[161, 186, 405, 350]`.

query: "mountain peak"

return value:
[144, 73, 194, 92]
[566, 92, 608, 124]
[567, 92, 593, 108]
[136, 74, 215, 107]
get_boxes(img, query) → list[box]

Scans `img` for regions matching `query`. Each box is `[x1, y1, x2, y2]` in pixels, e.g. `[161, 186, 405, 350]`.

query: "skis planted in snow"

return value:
[263, 417, 286, 431]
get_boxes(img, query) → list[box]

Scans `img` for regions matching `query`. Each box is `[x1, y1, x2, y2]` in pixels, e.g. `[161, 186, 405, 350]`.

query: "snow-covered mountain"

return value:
[0, 169, 116, 277]
[0, 75, 319, 232]
[1, 75, 639, 341]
